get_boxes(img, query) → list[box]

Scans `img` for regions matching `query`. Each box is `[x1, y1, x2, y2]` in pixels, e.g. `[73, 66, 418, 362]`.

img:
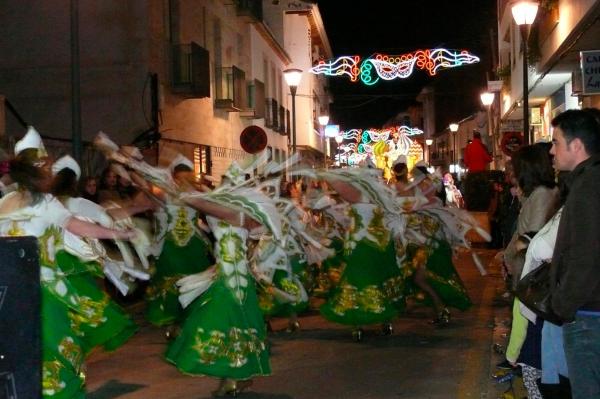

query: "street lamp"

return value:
[480, 91, 496, 168]
[512, 0, 539, 145]
[449, 123, 459, 169]
[283, 68, 303, 154]
[334, 134, 343, 166]
[318, 115, 329, 126]
[425, 138, 433, 164]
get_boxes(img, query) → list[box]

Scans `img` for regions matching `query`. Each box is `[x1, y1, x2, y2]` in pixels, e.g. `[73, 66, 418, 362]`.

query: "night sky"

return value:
[316, 0, 497, 131]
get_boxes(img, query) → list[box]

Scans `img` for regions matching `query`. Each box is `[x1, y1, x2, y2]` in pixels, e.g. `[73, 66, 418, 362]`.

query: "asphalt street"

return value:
[86, 248, 512, 399]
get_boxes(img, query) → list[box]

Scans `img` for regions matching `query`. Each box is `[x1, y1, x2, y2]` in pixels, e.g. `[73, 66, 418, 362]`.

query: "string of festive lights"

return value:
[310, 48, 480, 85]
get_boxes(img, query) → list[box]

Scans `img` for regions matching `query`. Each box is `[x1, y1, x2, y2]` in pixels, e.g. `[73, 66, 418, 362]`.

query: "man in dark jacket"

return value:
[463, 131, 492, 172]
[549, 108, 600, 399]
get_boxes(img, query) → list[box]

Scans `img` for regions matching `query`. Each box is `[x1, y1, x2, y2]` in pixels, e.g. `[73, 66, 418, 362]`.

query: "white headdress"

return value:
[168, 154, 194, 173]
[52, 155, 81, 180]
[415, 160, 428, 168]
[14, 126, 47, 157]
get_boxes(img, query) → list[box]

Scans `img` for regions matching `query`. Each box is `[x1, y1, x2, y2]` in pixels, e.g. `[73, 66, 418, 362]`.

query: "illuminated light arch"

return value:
[310, 48, 480, 85]
[336, 125, 428, 171]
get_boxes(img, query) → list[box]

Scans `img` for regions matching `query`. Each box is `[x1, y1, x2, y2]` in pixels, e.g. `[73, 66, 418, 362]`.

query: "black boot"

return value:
[381, 323, 393, 336]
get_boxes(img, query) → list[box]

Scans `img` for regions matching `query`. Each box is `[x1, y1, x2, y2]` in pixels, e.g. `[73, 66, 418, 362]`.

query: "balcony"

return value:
[265, 98, 278, 129]
[215, 66, 246, 112]
[278, 105, 286, 135]
[171, 42, 210, 98]
[236, 0, 262, 22]
[240, 79, 265, 119]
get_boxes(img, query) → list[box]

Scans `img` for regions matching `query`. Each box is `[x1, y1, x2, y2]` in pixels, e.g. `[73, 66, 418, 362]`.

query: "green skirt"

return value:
[42, 285, 85, 399]
[404, 240, 472, 311]
[313, 237, 345, 298]
[320, 239, 404, 326]
[146, 235, 213, 326]
[56, 251, 138, 354]
[165, 276, 271, 379]
[258, 255, 309, 317]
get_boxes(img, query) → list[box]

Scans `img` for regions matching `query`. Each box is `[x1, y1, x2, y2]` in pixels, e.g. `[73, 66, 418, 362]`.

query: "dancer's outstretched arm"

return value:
[183, 196, 260, 230]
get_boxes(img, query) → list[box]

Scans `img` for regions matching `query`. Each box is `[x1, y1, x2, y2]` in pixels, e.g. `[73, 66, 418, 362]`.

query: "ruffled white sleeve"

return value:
[65, 197, 113, 227]
[43, 194, 73, 229]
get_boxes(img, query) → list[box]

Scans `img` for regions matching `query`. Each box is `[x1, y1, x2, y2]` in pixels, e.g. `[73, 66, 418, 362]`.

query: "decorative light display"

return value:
[310, 49, 480, 85]
[336, 125, 426, 172]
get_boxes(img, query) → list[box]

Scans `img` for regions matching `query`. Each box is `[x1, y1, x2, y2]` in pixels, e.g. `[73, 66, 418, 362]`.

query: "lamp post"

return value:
[283, 68, 303, 154]
[449, 123, 459, 170]
[318, 115, 329, 167]
[512, 0, 539, 145]
[334, 134, 343, 166]
[480, 91, 495, 168]
[425, 138, 433, 164]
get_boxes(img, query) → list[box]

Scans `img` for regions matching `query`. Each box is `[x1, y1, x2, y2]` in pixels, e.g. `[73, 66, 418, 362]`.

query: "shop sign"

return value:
[500, 119, 523, 132]
[581, 50, 600, 95]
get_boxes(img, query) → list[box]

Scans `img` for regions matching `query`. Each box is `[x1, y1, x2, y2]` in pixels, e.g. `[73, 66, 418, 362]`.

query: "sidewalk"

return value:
[482, 249, 528, 399]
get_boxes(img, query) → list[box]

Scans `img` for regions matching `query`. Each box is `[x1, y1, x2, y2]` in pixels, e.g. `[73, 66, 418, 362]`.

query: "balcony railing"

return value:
[172, 42, 210, 98]
[215, 66, 246, 111]
[265, 98, 280, 129]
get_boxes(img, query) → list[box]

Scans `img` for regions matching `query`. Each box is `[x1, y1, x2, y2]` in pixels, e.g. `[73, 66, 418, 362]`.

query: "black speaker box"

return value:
[0, 236, 40, 399]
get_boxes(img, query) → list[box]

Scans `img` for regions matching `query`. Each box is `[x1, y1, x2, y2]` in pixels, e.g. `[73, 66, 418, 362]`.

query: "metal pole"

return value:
[520, 25, 531, 146]
[291, 86, 297, 154]
[453, 133, 457, 168]
[487, 106, 495, 169]
[71, 0, 82, 163]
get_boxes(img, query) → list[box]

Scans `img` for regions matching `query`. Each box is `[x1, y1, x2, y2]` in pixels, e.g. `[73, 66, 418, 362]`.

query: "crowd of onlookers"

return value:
[484, 108, 600, 399]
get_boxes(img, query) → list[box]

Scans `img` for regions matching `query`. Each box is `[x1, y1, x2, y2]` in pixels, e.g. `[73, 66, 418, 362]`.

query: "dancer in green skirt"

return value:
[313, 171, 405, 341]
[51, 155, 143, 353]
[145, 155, 214, 327]
[166, 216, 270, 395]
[0, 128, 136, 398]
[320, 202, 404, 340]
[97, 143, 283, 397]
[391, 160, 484, 325]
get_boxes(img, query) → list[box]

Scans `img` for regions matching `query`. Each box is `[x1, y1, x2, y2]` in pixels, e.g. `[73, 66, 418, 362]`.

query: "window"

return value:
[194, 145, 212, 176]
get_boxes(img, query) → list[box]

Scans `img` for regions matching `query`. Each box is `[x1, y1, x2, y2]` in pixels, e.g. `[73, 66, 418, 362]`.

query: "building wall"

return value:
[284, 12, 322, 152]
[147, 0, 288, 178]
[0, 0, 332, 177]
[0, 0, 150, 143]
[539, 0, 599, 70]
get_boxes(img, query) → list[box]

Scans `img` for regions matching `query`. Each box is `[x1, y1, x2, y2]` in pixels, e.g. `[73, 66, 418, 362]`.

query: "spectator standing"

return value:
[504, 143, 560, 291]
[549, 108, 600, 399]
[464, 131, 492, 172]
[80, 175, 99, 203]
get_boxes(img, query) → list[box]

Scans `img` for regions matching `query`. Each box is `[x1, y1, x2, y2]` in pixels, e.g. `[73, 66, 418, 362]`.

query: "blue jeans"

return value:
[563, 312, 600, 399]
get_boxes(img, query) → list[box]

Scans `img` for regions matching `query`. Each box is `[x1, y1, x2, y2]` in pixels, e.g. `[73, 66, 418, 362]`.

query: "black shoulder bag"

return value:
[516, 261, 564, 326]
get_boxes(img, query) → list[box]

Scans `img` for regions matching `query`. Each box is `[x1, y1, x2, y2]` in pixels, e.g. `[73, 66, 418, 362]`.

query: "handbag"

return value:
[516, 261, 564, 326]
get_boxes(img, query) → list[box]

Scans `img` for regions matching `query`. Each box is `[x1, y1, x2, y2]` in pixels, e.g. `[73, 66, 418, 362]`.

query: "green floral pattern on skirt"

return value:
[320, 239, 404, 326]
[403, 240, 472, 311]
[166, 219, 270, 379]
[258, 255, 310, 317]
[146, 235, 213, 326]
